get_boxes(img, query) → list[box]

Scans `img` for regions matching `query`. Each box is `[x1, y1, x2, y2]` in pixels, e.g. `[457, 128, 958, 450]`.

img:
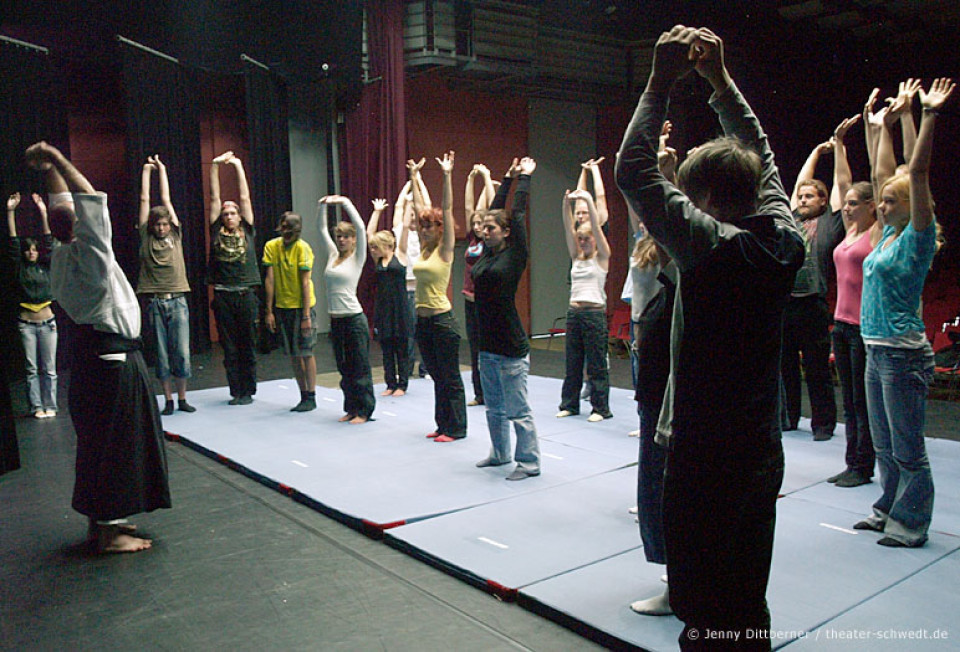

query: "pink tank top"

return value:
[833, 230, 874, 325]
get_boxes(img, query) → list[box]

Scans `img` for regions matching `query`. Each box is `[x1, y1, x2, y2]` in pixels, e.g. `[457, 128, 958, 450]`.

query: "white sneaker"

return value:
[34, 410, 46, 419]
[587, 413, 604, 423]
[628, 429, 640, 437]
[44, 410, 57, 418]
[628, 506, 638, 514]
[555, 410, 575, 418]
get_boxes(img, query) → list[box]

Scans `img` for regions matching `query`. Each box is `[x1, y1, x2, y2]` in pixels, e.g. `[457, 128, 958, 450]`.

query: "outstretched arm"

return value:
[832, 114, 859, 213]
[873, 102, 901, 196]
[368, 198, 387, 242]
[139, 161, 154, 226]
[315, 198, 337, 257]
[325, 195, 368, 267]
[407, 158, 428, 216]
[489, 158, 518, 211]
[791, 140, 832, 211]
[464, 166, 478, 219]
[26, 141, 95, 194]
[209, 150, 232, 223]
[437, 151, 456, 259]
[232, 157, 254, 226]
[6, 192, 19, 238]
[561, 191, 579, 260]
[588, 157, 609, 226]
[153, 155, 179, 227]
[33, 193, 50, 236]
[910, 78, 955, 232]
[897, 79, 921, 162]
[572, 189, 609, 265]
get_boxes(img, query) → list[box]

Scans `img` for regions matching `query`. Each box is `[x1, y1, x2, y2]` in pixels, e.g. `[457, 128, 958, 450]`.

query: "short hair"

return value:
[369, 230, 396, 250]
[418, 207, 444, 233]
[797, 179, 828, 201]
[334, 221, 356, 238]
[676, 136, 762, 220]
[278, 211, 302, 232]
[147, 205, 171, 232]
[48, 203, 76, 242]
[220, 200, 240, 219]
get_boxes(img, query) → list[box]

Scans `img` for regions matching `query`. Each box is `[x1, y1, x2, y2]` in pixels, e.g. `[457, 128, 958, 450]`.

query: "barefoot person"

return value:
[317, 195, 375, 423]
[137, 155, 195, 416]
[367, 198, 412, 396]
[28, 140, 170, 554]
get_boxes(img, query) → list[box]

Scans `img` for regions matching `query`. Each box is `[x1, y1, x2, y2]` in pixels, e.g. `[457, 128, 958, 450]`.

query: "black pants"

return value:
[381, 336, 409, 391]
[833, 321, 874, 475]
[559, 309, 611, 416]
[331, 313, 376, 418]
[664, 444, 783, 651]
[463, 298, 483, 402]
[416, 311, 466, 437]
[781, 295, 835, 434]
[212, 289, 258, 398]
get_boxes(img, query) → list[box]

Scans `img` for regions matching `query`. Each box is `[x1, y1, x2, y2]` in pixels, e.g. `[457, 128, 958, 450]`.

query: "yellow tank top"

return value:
[413, 246, 452, 311]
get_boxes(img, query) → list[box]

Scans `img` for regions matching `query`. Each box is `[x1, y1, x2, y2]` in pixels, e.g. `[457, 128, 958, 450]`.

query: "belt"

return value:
[18, 316, 56, 326]
[146, 292, 184, 300]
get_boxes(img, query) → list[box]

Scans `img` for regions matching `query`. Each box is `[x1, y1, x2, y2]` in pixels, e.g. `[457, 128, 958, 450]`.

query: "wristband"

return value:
[923, 108, 940, 115]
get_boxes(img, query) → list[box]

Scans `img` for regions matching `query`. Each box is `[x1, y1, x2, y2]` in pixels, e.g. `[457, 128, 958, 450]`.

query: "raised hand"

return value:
[371, 198, 388, 212]
[436, 151, 455, 174]
[863, 88, 882, 126]
[319, 194, 346, 205]
[7, 192, 20, 211]
[25, 141, 56, 170]
[692, 27, 728, 90]
[31, 193, 47, 216]
[650, 25, 699, 87]
[504, 157, 521, 177]
[566, 188, 591, 203]
[406, 157, 425, 173]
[919, 77, 956, 112]
[834, 114, 860, 142]
[898, 78, 922, 107]
[212, 151, 234, 165]
[815, 139, 835, 156]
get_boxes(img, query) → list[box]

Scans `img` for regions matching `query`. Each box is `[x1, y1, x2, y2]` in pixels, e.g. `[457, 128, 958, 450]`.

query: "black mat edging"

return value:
[516, 591, 651, 651]
[165, 431, 372, 536]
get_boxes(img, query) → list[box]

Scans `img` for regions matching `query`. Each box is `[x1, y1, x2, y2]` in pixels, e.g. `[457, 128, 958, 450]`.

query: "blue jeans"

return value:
[479, 352, 540, 472]
[18, 317, 58, 412]
[637, 399, 666, 565]
[559, 309, 611, 416]
[832, 321, 873, 475]
[147, 295, 191, 380]
[864, 344, 935, 545]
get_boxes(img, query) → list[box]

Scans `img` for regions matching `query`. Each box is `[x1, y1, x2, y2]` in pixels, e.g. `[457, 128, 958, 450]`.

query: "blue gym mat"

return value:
[164, 375, 960, 649]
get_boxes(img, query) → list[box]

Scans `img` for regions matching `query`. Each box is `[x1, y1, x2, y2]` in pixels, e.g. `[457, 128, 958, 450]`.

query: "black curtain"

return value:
[120, 41, 209, 352]
[243, 62, 292, 351]
[0, 38, 67, 469]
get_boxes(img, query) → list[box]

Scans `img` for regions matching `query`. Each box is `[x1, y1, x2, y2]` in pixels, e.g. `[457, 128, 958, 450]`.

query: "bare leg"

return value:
[162, 378, 174, 401]
[175, 377, 188, 400]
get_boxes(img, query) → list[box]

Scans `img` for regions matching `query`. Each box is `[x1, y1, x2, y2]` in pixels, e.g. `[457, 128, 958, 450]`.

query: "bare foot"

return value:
[380, 389, 394, 396]
[87, 521, 137, 540]
[349, 415, 369, 424]
[392, 389, 405, 397]
[338, 413, 356, 422]
[95, 525, 152, 554]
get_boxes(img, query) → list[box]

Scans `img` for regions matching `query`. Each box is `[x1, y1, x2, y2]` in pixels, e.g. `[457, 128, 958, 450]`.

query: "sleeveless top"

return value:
[413, 246, 452, 312]
[569, 256, 606, 306]
[832, 229, 873, 326]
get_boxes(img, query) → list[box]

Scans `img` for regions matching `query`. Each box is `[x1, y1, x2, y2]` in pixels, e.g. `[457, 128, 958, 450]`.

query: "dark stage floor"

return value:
[2, 338, 958, 650]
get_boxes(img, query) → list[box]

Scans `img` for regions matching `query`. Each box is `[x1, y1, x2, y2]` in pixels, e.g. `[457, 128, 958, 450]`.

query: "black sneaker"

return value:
[161, 401, 175, 416]
[836, 470, 871, 488]
[178, 400, 197, 413]
[826, 469, 849, 483]
[812, 428, 834, 441]
[236, 395, 253, 405]
[290, 398, 317, 412]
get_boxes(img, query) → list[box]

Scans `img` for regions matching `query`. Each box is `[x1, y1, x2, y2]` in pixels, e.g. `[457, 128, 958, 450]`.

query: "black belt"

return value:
[145, 292, 185, 300]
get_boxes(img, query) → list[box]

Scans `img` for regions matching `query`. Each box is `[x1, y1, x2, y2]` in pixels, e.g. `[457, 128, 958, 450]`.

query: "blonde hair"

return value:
[575, 222, 593, 237]
[369, 229, 396, 250]
[632, 236, 659, 269]
[334, 221, 357, 238]
[881, 173, 945, 253]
